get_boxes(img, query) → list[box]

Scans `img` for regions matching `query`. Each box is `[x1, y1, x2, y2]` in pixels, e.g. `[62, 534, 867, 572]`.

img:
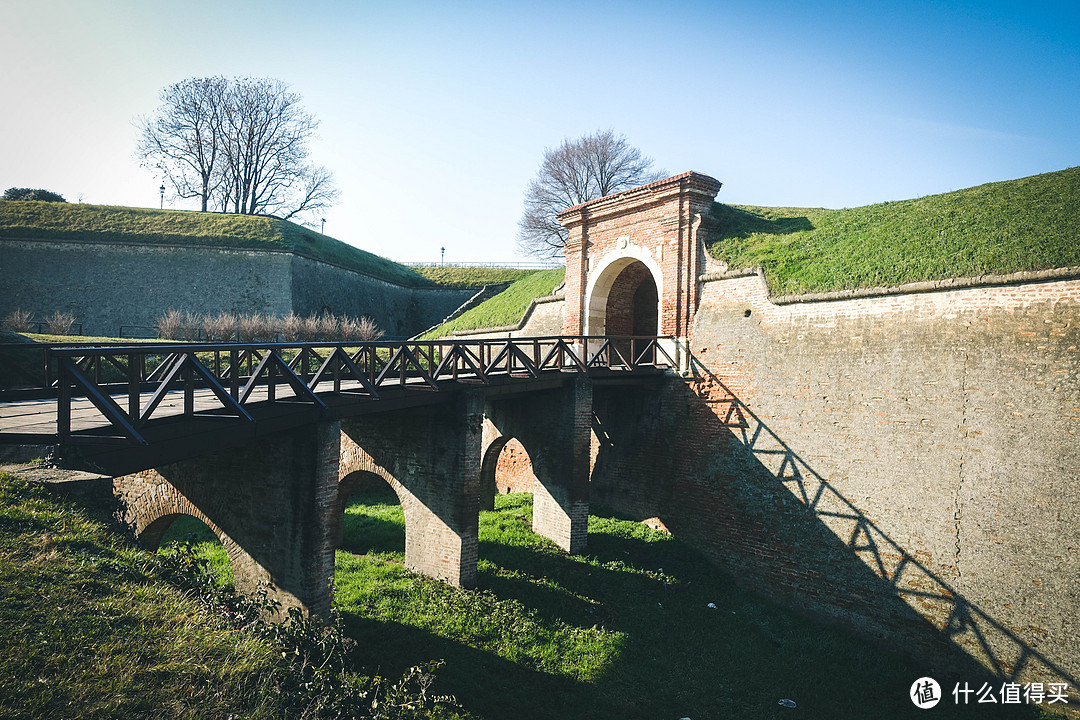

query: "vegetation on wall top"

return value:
[0, 200, 433, 288]
[424, 267, 565, 338]
[707, 166, 1080, 296]
[411, 266, 538, 289]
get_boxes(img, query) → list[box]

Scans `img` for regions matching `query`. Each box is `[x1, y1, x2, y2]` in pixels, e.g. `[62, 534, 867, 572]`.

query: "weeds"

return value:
[44, 310, 75, 335]
[1, 309, 33, 333]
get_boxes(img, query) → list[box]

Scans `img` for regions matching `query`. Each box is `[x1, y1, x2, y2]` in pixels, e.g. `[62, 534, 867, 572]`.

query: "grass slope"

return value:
[0, 472, 286, 719]
[411, 267, 539, 289]
[426, 267, 565, 337]
[0, 200, 431, 288]
[708, 166, 1080, 296]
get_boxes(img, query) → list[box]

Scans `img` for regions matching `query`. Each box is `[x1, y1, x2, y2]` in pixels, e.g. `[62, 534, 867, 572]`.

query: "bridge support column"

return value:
[114, 421, 340, 621]
[340, 391, 484, 587]
[484, 376, 593, 554]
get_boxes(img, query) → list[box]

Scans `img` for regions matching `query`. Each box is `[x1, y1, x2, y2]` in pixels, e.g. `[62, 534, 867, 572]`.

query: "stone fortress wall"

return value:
[0, 238, 474, 338]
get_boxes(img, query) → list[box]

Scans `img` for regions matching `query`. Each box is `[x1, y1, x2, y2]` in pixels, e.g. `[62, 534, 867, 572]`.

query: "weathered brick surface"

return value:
[546, 171, 1080, 692]
[680, 273, 1080, 688]
[340, 393, 484, 587]
[483, 378, 593, 553]
[114, 421, 340, 620]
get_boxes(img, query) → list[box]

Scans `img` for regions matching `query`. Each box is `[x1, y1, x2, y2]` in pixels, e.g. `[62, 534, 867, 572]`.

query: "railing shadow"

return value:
[675, 359, 1077, 690]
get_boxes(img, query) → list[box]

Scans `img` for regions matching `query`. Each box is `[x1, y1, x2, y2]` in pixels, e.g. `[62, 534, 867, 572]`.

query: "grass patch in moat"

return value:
[336, 490, 1061, 719]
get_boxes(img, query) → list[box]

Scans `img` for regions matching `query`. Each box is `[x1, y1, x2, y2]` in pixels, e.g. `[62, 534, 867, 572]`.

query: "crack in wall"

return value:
[954, 346, 969, 579]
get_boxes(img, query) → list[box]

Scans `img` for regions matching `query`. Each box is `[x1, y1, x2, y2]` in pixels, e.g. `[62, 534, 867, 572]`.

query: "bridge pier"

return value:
[114, 421, 340, 621]
[483, 376, 593, 554]
[339, 392, 484, 587]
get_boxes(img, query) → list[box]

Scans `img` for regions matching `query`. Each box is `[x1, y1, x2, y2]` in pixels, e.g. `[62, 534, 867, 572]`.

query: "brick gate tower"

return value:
[557, 171, 722, 367]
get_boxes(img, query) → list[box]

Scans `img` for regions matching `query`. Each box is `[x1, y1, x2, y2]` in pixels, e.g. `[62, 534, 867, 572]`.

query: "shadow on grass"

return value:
[708, 202, 814, 241]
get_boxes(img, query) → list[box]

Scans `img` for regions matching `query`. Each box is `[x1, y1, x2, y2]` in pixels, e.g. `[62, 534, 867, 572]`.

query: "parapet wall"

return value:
[587, 268, 1080, 690]
[0, 238, 472, 337]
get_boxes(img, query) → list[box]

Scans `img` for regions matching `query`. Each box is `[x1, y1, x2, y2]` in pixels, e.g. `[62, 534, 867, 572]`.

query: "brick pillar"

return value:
[340, 392, 483, 587]
[485, 376, 593, 553]
[114, 421, 340, 621]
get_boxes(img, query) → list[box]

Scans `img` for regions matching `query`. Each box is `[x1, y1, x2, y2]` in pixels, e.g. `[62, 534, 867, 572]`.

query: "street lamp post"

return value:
[159, 183, 165, 209]
[321, 218, 326, 234]
[441, 246, 445, 266]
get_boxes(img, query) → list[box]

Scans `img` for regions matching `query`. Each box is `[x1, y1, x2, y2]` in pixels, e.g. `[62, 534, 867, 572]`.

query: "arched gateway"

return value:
[558, 171, 722, 365]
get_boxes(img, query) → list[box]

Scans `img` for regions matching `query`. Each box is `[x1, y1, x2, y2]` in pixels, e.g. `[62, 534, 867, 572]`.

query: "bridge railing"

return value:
[3, 336, 674, 445]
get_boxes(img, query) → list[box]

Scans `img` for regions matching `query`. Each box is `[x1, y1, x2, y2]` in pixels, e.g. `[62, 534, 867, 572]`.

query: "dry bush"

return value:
[316, 315, 340, 341]
[157, 309, 184, 340]
[342, 315, 384, 342]
[356, 315, 384, 341]
[299, 315, 320, 342]
[281, 312, 304, 342]
[2, 309, 34, 333]
[203, 312, 237, 341]
[237, 313, 272, 342]
[180, 312, 201, 341]
[45, 311, 76, 335]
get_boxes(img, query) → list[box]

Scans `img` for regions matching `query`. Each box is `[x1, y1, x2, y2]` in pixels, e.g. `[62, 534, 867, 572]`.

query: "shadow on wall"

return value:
[590, 363, 1077, 693]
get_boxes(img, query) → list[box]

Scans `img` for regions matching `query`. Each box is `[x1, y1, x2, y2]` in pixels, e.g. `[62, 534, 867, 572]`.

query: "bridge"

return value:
[0, 335, 677, 618]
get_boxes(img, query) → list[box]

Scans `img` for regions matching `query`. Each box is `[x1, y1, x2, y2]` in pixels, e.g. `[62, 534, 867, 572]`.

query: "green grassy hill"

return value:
[425, 268, 565, 338]
[708, 166, 1080, 296]
[0, 201, 433, 288]
[411, 266, 539, 288]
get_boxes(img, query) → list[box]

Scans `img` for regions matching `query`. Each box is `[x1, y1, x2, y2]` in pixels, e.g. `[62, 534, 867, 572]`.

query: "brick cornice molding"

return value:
[557, 171, 722, 230]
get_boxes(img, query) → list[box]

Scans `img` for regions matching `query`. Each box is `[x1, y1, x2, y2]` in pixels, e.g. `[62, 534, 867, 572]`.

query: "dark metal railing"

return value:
[2, 336, 674, 445]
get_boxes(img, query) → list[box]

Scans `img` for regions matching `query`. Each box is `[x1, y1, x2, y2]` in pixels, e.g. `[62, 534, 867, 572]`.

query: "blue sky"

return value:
[1, 0, 1077, 263]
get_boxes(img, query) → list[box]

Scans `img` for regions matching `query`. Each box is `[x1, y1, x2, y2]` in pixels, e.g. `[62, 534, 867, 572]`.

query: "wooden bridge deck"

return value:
[0, 336, 675, 474]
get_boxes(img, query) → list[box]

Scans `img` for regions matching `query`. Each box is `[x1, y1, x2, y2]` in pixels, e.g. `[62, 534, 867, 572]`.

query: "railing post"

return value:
[230, 348, 240, 400]
[56, 357, 71, 442]
[128, 352, 140, 423]
[184, 353, 195, 417]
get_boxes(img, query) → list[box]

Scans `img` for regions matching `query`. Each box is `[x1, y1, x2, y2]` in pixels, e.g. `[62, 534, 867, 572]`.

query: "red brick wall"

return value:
[558, 171, 720, 339]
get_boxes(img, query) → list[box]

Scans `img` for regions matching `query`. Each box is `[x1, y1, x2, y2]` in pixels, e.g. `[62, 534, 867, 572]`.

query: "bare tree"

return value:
[137, 77, 228, 212]
[518, 129, 665, 258]
[137, 77, 338, 223]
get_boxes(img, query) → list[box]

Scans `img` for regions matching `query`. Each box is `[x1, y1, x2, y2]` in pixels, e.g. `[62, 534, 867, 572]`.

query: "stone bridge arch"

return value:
[112, 422, 340, 620]
[130, 482, 246, 581]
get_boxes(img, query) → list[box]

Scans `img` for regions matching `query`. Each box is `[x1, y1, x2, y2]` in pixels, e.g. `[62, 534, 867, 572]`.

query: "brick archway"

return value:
[119, 476, 249, 586]
[559, 171, 722, 353]
[336, 469, 408, 552]
[584, 254, 661, 339]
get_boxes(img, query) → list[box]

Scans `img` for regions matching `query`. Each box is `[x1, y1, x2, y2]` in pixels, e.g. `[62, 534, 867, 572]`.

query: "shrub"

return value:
[203, 312, 237, 341]
[300, 315, 320, 342]
[2, 308, 34, 333]
[2, 187, 67, 202]
[180, 312, 201, 341]
[316, 315, 340, 341]
[157, 309, 184, 340]
[45, 310, 76, 335]
[281, 312, 304, 342]
[342, 316, 384, 342]
[237, 313, 273, 342]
